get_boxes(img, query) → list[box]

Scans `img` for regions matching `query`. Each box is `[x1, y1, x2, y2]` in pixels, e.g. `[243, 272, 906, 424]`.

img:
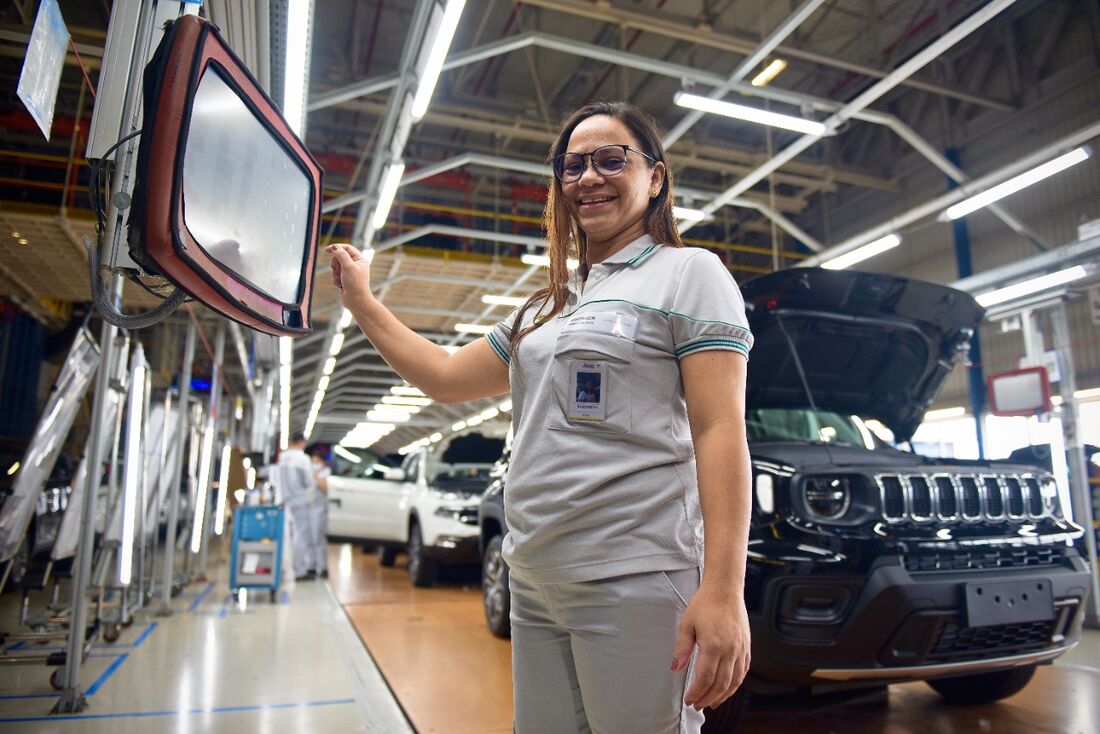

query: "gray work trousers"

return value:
[510, 566, 704, 734]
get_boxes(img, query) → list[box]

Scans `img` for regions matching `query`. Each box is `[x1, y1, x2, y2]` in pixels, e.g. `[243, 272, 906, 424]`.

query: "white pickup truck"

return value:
[325, 433, 504, 586]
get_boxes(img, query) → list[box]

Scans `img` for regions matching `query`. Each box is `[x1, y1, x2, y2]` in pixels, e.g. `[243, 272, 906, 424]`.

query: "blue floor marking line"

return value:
[84, 653, 128, 697]
[0, 694, 59, 700]
[0, 697, 356, 723]
[129, 622, 157, 648]
[186, 582, 215, 613]
[6, 642, 25, 651]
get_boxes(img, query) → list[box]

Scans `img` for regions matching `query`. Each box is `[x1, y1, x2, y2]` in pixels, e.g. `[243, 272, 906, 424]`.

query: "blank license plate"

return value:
[964, 579, 1055, 628]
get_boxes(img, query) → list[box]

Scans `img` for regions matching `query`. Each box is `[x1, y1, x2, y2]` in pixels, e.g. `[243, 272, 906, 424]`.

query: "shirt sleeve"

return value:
[670, 250, 753, 360]
[485, 308, 519, 366]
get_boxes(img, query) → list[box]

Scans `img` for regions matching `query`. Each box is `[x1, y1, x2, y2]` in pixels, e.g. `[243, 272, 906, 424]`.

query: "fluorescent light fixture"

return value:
[372, 160, 406, 229]
[455, 322, 493, 334]
[479, 407, 500, 421]
[279, 336, 293, 366]
[943, 147, 1090, 221]
[440, 345, 460, 354]
[482, 294, 527, 307]
[674, 91, 827, 136]
[975, 265, 1088, 307]
[337, 308, 354, 330]
[672, 206, 709, 222]
[467, 415, 484, 427]
[521, 253, 580, 270]
[751, 58, 788, 87]
[409, 0, 467, 121]
[367, 410, 410, 423]
[191, 425, 215, 554]
[820, 233, 901, 270]
[246, 468, 256, 490]
[334, 445, 362, 463]
[6, 461, 18, 476]
[322, 357, 336, 375]
[372, 402, 419, 414]
[214, 443, 231, 535]
[318, 375, 330, 392]
[923, 406, 966, 421]
[451, 420, 467, 431]
[498, 399, 512, 412]
[119, 364, 146, 585]
[282, 0, 312, 135]
[429, 432, 443, 443]
[382, 395, 433, 406]
[391, 385, 426, 397]
[329, 333, 346, 356]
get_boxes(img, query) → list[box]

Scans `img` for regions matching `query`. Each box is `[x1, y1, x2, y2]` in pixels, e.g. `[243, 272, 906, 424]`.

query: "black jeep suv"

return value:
[479, 268, 1090, 724]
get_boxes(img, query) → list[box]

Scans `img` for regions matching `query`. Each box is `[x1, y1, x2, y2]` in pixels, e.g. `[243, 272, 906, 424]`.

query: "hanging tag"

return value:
[568, 360, 608, 422]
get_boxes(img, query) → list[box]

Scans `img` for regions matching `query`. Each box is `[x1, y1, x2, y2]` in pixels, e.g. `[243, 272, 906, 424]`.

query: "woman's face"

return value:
[560, 115, 665, 245]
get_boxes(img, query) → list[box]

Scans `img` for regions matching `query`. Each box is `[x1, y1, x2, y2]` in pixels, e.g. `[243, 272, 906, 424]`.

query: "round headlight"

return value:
[803, 476, 851, 519]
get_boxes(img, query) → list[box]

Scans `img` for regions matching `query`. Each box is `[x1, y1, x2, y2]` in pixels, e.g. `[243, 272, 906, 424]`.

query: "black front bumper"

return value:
[748, 543, 1091, 687]
[423, 535, 481, 564]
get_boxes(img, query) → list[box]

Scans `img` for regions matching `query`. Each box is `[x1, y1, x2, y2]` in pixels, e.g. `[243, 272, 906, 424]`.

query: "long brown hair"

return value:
[508, 101, 683, 359]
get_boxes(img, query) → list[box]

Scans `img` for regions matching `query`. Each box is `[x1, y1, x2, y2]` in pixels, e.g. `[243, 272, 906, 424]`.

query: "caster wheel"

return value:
[102, 623, 121, 643]
[121, 617, 134, 628]
[269, 589, 277, 603]
[50, 669, 64, 691]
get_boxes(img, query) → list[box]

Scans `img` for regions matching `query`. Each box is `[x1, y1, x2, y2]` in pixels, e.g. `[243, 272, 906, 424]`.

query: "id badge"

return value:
[568, 360, 608, 422]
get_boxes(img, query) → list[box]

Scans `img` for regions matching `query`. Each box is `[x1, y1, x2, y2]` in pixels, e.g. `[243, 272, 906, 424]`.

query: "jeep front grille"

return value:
[875, 472, 1056, 523]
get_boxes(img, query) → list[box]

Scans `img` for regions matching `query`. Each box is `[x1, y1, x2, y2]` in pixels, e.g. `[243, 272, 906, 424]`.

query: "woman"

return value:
[328, 101, 752, 733]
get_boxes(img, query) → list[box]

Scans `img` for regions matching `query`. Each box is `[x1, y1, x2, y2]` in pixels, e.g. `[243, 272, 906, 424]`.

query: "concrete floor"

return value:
[0, 539, 412, 733]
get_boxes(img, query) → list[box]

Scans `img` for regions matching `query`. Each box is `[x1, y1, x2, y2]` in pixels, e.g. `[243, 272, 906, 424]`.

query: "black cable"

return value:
[773, 311, 837, 467]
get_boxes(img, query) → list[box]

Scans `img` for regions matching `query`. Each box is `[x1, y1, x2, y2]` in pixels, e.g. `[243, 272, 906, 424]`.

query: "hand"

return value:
[671, 584, 751, 711]
[326, 243, 374, 309]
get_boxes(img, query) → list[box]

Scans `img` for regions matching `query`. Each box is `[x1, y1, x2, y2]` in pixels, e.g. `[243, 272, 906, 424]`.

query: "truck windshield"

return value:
[746, 408, 877, 449]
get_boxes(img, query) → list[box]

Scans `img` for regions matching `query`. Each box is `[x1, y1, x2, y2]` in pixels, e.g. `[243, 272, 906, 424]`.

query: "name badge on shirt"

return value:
[560, 311, 638, 340]
[568, 360, 608, 422]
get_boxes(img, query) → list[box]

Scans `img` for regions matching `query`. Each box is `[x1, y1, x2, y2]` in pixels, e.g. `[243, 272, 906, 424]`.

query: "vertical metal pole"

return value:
[53, 277, 122, 714]
[157, 322, 195, 614]
[198, 325, 226, 578]
[1050, 302, 1100, 624]
[946, 148, 987, 458]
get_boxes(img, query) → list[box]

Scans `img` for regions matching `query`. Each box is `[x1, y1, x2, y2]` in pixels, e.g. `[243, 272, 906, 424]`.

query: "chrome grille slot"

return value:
[1004, 476, 1026, 518]
[1023, 476, 1045, 517]
[982, 475, 1005, 519]
[934, 475, 959, 519]
[908, 475, 933, 520]
[879, 475, 906, 521]
[958, 476, 982, 519]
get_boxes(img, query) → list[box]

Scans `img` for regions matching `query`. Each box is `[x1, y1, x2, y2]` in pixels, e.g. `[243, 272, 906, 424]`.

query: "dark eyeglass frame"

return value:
[552, 144, 658, 183]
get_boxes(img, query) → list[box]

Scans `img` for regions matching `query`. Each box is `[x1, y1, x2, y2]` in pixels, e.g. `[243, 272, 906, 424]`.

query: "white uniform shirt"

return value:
[276, 448, 313, 506]
[486, 235, 753, 584]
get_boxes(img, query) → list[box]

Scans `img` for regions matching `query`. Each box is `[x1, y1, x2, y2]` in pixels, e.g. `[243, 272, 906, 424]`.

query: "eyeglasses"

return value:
[552, 144, 657, 183]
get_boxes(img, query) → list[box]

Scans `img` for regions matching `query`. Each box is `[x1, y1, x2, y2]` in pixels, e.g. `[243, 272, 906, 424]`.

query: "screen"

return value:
[181, 66, 311, 304]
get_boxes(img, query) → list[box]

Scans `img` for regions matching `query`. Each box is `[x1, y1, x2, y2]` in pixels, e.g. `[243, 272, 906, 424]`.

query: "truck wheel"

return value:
[378, 546, 399, 567]
[481, 535, 511, 638]
[927, 665, 1037, 704]
[407, 523, 436, 588]
[702, 686, 750, 733]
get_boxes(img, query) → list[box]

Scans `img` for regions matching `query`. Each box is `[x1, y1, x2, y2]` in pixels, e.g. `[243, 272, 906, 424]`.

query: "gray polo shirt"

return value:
[486, 234, 753, 584]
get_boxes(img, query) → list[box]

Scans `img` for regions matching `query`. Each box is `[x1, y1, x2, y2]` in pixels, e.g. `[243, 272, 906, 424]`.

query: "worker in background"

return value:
[307, 445, 331, 579]
[277, 432, 316, 581]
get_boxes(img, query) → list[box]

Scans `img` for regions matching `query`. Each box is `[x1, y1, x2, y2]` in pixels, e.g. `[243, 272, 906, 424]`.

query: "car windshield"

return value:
[427, 433, 506, 495]
[746, 407, 878, 449]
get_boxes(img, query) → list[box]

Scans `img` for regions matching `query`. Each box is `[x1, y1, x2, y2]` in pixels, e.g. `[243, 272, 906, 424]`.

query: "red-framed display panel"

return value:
[986, 365, 1053, 416]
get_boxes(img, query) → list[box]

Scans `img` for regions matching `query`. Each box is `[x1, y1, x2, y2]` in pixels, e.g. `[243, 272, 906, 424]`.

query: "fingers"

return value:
[683, 645, 720, 710]
[326, 243, 361, 262]
[711, 650, 750, 710]
[670, 621, 695, 673]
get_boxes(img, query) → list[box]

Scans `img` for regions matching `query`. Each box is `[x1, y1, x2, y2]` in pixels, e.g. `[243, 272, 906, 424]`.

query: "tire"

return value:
[481, 535, 511, 638]
[378, 546, 399, 567]
[702, 685, 750, 733]
[927, 665, 1037, 704]
[407, 522, 436, 588]
[102, 623, 121, 643]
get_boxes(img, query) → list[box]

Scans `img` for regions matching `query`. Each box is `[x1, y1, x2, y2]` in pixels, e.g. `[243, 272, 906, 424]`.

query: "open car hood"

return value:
[741, 268, 984, 442]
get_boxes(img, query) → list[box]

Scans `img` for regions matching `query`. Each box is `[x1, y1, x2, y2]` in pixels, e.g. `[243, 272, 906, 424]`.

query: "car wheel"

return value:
[378, 546, 399, 567]
[700, 684, 750, 733]
[407, 522, 436, 587]
[482, 535, 511, 638]
[927, 665, 1037, 704]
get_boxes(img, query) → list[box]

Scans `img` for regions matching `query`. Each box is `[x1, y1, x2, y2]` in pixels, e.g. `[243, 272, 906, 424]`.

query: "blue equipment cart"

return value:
[229, 506, 284, 602]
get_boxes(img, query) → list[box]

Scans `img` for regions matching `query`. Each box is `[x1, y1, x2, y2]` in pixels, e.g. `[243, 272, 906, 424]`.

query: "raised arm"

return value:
[327, 244, 510, 403]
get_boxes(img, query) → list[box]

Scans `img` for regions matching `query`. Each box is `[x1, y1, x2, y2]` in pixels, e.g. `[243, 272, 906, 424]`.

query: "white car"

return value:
[326, 433, 504, 586]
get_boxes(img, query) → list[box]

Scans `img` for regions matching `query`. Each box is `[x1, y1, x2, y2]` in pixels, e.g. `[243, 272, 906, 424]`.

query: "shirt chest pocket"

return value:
[547, 330, 635, 435]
